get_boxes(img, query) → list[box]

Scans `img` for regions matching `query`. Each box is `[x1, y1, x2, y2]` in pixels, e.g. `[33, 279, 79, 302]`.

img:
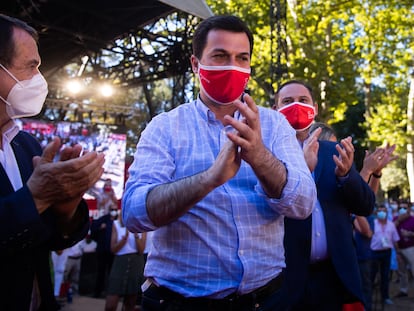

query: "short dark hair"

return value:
[275, 80, 315, 103]
[309, 122, 336, 141]
[0, 14, 38, 66]
[192, 15, 254, 60]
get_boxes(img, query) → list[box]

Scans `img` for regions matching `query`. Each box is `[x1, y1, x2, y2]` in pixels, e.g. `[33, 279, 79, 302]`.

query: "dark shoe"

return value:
[394, 291, 408, 298]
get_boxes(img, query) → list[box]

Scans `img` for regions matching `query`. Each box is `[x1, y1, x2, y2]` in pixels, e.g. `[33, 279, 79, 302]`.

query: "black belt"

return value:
[68, 256, 82, 260]
[150, 271, 284, 309]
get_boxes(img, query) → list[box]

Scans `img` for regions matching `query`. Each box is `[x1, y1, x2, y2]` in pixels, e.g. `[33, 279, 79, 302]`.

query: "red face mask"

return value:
[198, 63, 250, 105]
[278, 102, 315, 131]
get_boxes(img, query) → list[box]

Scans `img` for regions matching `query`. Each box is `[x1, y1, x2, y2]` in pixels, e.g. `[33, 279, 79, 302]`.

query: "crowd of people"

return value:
[1, 12, 413, 311]
[49, 179, 148, 310]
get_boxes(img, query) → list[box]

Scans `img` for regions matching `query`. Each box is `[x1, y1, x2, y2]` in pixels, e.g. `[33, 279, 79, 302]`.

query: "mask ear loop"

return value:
[0, 64, 25, 106]
[0, 94, 10, 106]
[0, 64, 23, 86]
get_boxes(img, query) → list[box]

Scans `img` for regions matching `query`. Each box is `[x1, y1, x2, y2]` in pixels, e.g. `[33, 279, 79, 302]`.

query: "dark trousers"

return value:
[358, 259, 373, 311]
[371, 249, 391, 301]
[93, 251, 113, 297]
[291, 260, 349, 311]
[141, 274, 288, 311]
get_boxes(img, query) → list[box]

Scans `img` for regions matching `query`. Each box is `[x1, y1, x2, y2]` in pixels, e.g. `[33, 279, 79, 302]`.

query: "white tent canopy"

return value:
[159, 0, 214, 19]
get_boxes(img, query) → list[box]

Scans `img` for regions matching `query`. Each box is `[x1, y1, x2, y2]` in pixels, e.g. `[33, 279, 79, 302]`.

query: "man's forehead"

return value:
[11, 27, 40, 66]
[279, 84, 311, 98]
[204, 30, 250, 55]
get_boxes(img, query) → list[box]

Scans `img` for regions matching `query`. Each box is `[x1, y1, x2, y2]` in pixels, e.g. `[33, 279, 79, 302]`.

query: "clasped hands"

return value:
[27, 137, 105, 220]
[207, 94, 267, 186]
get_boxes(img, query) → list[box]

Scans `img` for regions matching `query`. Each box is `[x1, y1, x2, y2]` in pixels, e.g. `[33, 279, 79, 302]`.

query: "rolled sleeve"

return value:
[122, 183, 157, 232]
[122, 113, 175, 232]
[259, 111, 316, 219]
[256, 162, 316, 219]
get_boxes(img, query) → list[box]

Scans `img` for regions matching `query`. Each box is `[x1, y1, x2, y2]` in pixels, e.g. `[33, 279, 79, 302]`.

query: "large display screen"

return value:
[20, 119, 126, 213]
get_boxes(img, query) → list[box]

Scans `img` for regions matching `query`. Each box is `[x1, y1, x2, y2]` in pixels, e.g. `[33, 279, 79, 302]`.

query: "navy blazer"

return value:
[283, 140, 375, 306]
[0, 131, 90, 311]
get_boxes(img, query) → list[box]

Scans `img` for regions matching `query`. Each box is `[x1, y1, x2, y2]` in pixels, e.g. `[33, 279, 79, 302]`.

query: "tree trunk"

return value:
[407, 72, 414, 202]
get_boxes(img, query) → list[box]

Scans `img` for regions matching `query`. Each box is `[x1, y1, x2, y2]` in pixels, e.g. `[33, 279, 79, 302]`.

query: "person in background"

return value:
[370, 204, 400, 305]
[51, 249, 69, 301]
[309, 122, 337, 142]
[95, 178, 118, 217]
[63, 237, 92, 297]
[353, 143, 397, 311]
[90, 207, 117, 297]
[62, 245, 81, 300]
[358, 142, 400, 295]
[273, 80, 375, 310]
[123, 15, 316, 311]
[309, 121, 398, 193]
[0, 14, 104, 311]
[359, 143, 397, 194]
[105, 211, 146, 311]
[78, 230, 98, 296]
[393, 202, 414, 298]
[79, 230, 97, 254]
[388, 200, 400, 218]
[353, 212, 375, 311]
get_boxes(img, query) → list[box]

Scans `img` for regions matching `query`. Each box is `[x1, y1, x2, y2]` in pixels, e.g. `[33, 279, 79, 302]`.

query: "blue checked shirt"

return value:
[123, 98, 316, 298]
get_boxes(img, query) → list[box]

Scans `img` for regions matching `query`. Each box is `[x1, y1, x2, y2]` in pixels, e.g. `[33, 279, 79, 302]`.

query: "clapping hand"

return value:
[334, 136, 354, 177]
[28, 137, 105, 218]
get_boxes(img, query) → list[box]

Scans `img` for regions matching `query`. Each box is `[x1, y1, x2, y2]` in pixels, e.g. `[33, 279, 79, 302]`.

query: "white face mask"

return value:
[0, 64, 48, 119]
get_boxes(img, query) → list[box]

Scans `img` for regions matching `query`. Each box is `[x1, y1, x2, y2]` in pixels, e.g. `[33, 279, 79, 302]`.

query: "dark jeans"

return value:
[141, 274, 288, 311]
[371, 249, 391, 301]
[358, 259, 373, 311]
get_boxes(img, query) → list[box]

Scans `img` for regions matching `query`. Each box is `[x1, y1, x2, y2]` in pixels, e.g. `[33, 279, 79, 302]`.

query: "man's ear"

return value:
[313, 102, 318, 116]
[190, 55, 198, 74]
[271, 103, 278, 110]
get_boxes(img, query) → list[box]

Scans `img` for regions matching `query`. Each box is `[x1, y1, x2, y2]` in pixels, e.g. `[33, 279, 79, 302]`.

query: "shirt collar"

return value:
[195, 95, 217, 123]
[2, 120, 19, 144]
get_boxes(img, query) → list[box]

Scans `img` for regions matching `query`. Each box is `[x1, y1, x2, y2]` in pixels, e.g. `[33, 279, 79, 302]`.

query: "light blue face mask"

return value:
[377, 211, 387, 220]
[390, 204, 398, 211]
[398, 208, 407, 216]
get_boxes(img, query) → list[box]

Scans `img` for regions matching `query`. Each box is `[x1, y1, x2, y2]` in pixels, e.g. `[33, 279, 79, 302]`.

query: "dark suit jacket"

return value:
[0, 131, 90, 311]
[283, 140, 375, 306]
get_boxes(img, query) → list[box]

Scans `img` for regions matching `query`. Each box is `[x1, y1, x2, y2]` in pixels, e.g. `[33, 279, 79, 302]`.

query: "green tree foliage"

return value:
[206, 0, 414, 200]
[39, 1, 414, 199]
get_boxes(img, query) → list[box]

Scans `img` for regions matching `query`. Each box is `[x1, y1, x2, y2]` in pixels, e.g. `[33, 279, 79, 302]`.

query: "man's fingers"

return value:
[41, 137, 62, 163]
[304, 127, 321, 148]
[52, 153, 105, 198]
[311, 127, 322, 139]
[60, 144, 83, 161]
[68, 153, 105, 183]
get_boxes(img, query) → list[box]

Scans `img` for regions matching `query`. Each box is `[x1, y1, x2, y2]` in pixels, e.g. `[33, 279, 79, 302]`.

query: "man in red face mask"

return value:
[272, 80, 375, 310]
[122, 16, 317, 311]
